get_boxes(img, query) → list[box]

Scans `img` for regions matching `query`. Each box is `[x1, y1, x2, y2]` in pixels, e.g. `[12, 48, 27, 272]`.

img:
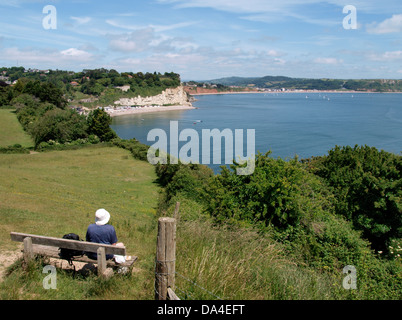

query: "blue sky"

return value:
[1, 0, 402, 80]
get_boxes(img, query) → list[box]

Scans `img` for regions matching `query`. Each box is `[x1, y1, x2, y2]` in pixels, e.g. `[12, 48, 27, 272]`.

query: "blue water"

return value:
[110, 92, 402, 173]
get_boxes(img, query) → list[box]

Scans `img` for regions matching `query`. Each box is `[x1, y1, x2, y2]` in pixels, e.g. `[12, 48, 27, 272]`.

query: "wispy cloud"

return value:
[108, 28, 155, 52]
[60, 47, 94, 60]
[367, 50, 402, 61]
[159, 0, 402, 15]
[241, 10, 339, 26]
[107, 26, 199, 54]
[105, 19, 142, 30]
[71, 16, 92, 25]
[160, 0, 348, 28]
[159, 0, 306, 14]
[366, 14, 402, 34]
[105, 19, 198, 32]
[1, 46, 96, 67]
[314, 57, 343, 65]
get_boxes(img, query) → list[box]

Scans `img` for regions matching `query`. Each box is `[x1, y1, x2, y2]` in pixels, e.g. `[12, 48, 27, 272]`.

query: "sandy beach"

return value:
[106, 104, 196, 117]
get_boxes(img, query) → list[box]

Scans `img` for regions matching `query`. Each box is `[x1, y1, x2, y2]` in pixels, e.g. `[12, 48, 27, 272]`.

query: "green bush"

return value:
[88, 134, 100, 144]
[0, 144, 30, 154]
[205, 152, 334, 230]
[111, 138, 149, 161]
[155, 161, 213, 206]
[22, 80, 67, 109]
[198, 151, 402, 299]
[306, 145, 402, 252]
[30, 108, 88, 148]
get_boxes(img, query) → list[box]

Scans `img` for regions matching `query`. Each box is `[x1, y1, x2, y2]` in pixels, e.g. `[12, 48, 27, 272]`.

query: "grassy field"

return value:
[0, 145, 161, 299]
[0, 110, 33, 148]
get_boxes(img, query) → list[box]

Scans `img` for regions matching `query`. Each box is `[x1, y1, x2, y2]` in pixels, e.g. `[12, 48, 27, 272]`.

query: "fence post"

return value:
[174, 201, 180, 220]
[155, 217, 176, 300]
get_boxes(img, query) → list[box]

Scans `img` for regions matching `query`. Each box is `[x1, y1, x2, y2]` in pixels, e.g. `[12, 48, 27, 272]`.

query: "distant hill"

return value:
[204, 76, 402, 92]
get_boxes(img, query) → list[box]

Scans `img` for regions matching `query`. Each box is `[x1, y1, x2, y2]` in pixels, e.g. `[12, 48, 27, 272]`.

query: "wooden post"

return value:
[23, 237, 33, 264]
[173, 202, 180, 220]
[155, 217, 176, 300]
[97, 247, 114, 279]
[97, 247, 108, 278]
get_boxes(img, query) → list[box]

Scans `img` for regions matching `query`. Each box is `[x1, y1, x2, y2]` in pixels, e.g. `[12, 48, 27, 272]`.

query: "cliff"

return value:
[114, 86, 192, 107]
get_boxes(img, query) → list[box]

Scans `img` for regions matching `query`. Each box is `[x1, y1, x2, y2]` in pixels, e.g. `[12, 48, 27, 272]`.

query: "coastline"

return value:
[189, 90, 402, 96]
[189, 91, 260, 96]
[106, 104, 196, 117]
[104, 89, 402, 117]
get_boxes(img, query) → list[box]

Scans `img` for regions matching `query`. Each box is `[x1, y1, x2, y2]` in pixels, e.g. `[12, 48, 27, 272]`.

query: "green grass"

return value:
[163, 196, 347, 300]
[0, 145, 160, 299]
[0, 110, 33, 148]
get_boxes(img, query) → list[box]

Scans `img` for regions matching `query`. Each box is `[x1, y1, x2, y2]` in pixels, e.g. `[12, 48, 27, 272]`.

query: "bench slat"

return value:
[31, 244, 137, 268]
[10, 232, 125, 256]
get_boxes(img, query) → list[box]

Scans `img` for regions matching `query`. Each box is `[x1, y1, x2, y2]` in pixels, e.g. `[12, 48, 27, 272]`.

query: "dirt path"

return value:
[0, 247, 95, 280]
[0, 244, 89, 281]
[0, 248, 140, 281]
[0, 249, 23, 280]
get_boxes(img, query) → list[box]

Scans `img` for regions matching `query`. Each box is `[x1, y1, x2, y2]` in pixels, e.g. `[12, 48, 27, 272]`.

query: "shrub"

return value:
[88, 134, 100, 144]
[0, 144, 30, 154]
[200, 152, 401, 299]
[30, 108, 88, 148]
[306, 145, 402, 252]
[156, 161, 213, 205]
[205, 152, 335, 230]
[111, 138, 149, 161]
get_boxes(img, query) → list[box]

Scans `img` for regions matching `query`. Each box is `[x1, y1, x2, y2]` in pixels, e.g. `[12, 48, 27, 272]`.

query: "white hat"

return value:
[95, 208, 110, 226]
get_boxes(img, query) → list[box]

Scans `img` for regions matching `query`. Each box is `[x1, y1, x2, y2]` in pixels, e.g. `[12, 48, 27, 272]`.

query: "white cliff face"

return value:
[114, 86, 191, 106]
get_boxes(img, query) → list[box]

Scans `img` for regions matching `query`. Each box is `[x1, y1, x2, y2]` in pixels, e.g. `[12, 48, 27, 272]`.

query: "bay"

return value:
[110, 92, 402, 173]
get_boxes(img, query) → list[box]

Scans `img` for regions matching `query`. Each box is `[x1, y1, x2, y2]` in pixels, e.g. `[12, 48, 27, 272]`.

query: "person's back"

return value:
[86, 209, 117, 260]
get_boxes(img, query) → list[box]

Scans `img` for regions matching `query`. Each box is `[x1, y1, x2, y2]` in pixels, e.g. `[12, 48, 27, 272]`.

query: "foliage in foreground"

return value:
[305, 145, 402, 253]
[157, 150, 401, 300]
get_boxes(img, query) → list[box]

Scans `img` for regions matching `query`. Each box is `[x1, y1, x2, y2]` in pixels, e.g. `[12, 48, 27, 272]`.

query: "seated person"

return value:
[86, 208, 125, 261]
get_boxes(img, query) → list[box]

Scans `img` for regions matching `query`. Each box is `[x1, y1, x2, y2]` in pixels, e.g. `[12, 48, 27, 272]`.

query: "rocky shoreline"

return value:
[106, 104, 196, 117]
[103, 85, 195, 117]
[114, 85, 192, 107]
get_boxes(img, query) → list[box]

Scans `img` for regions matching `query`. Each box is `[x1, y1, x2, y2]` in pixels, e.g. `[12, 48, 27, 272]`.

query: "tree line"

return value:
[1, 78, 116, 149]
[0, 67, 181, 98]
[0, 67, 183, 149]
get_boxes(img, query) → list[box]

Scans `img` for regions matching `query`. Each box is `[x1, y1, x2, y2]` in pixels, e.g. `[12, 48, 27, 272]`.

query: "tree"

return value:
[113, 77, 126, 86]
[86, 108, 117, 142]
[23, 80, 67, 109]
[81, 79, 104, 96]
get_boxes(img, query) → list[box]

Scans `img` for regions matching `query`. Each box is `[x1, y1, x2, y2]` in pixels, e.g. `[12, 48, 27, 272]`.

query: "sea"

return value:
[110, 92, 402, 174]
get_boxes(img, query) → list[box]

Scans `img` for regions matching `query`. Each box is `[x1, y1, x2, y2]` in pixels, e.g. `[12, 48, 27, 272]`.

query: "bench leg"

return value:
[23, 237, 34, 265]
[97, 247, 113, 279]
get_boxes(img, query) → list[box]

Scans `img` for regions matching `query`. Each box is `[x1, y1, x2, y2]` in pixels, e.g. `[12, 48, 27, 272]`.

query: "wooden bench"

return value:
[10, 232, 137, 278]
